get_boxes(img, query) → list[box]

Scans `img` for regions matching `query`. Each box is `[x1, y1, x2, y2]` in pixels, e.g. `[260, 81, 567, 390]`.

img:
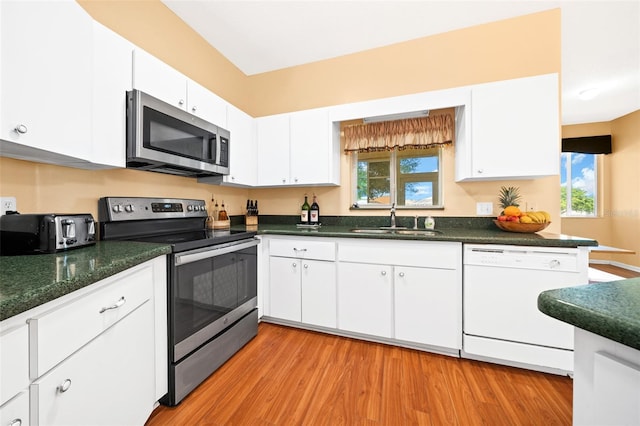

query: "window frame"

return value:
[351, 147, 444, 209]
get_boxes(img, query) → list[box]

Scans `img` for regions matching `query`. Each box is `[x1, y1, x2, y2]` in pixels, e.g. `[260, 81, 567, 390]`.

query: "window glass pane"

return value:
[403, 181, 433, 206]
[560, 152, 596, 216]
[357, 158, 390, 204]
[399, 156, 438, 174]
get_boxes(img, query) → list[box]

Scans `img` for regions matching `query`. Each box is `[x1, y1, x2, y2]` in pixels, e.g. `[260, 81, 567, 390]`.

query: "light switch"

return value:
[476, 202, 493, 216]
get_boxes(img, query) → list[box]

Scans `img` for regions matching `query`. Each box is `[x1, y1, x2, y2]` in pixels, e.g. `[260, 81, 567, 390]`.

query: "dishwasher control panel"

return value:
[463, 244, 580, 272]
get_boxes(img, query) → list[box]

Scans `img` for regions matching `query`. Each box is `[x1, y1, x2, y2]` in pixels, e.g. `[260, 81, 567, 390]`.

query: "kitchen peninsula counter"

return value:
[0, 241, 171, 321]
[538, 277, 640, 351]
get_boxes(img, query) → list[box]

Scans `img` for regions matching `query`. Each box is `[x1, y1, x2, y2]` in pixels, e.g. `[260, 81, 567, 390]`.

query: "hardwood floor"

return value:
[589, 263, 640, 279]
[146, 323, 572, 425]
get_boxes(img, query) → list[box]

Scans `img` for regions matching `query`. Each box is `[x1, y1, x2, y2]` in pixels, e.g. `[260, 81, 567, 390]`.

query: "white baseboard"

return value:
[589, 259, 640, 273]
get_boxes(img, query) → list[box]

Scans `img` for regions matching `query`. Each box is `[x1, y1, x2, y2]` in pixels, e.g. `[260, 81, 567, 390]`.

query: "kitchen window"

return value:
[353, 147, 442, 207]
[560, 135, 611, 217]
[561, 152, 597, 217]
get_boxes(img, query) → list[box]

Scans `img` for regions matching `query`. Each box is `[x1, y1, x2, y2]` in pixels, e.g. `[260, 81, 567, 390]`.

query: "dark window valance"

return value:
[562, 135, 612, 154]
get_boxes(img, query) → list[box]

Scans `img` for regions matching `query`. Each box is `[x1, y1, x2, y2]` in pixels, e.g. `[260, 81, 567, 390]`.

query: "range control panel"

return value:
[98, 197, 207, 222]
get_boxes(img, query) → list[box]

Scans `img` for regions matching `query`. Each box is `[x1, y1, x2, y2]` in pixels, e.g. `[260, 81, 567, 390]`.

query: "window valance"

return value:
[344, 114, 454, 153]
[562, 135, 612, 154]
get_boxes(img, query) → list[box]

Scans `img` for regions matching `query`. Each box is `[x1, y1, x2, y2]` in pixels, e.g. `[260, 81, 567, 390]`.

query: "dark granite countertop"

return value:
[0, 241, 171, 321]
[538, 278, 640, 351]
[242, 223, 598, 248]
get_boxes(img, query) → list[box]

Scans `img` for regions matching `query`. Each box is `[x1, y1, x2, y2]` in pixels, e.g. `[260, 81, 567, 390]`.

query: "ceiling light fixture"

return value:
[578, 88, 600, 100]
[363, 110, 430, 123]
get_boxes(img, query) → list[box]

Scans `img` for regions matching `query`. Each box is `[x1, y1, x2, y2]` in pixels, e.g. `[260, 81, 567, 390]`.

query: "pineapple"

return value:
[498, 186, 521, 212]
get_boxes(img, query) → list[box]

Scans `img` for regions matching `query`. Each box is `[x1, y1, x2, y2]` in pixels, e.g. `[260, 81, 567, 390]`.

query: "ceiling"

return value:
[162, 0, 640, 125]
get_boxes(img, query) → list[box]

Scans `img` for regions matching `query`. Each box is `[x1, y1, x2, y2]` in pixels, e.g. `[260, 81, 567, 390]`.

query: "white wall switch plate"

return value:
[1, 197, 17, 215]
[476, 202, 493, 216]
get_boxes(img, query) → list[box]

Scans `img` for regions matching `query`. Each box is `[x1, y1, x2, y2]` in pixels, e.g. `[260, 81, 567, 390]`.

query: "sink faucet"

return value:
[390, 203, 396, 228]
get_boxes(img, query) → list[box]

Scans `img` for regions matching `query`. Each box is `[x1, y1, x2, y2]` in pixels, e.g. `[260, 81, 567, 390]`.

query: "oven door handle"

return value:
[174, 238, 260, 266]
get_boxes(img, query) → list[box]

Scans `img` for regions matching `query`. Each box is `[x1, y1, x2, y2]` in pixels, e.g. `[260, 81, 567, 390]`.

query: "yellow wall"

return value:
[561, 111, 640, 267]
[1, 2, 563, 232]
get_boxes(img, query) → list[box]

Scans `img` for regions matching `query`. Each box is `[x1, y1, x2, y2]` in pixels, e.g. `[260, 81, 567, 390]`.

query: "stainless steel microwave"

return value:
[126, 90, 229, 177]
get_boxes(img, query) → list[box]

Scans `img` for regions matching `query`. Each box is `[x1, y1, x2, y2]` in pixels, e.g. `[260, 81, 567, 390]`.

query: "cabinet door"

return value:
[0, 391, 29, 426]
[256, 114, 291, 186]
[394, 266, 461, 349]
[0, 324, 28, 407]
[301, 260, 336, 328]
[132, 48, 187, 110]
[187, 80, 227, 126]
[31, 302, 155, 426]
[0, 0, 92, 162]
[289, 108, 331, 185]
[337, 263, 392, 337]
[268, 257, 301, 321]
[467, 74, 559, 180]
[221, 104, 257, 186]
[91, 20, 132, 168]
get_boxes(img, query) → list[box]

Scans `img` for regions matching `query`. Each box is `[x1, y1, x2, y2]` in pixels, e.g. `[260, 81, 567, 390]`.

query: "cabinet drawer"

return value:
[29, 263, 154, 378]
[269, 238, 335, 261]
[0, 325, 29, 406]
[338, 240, 460, 269]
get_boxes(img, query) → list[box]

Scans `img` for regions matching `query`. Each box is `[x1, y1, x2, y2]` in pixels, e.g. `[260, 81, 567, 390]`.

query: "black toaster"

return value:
[0, 213, 96, 255]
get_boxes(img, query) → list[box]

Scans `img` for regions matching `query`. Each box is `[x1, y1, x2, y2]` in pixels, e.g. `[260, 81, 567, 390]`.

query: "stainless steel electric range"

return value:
[98, 197, 259, 406]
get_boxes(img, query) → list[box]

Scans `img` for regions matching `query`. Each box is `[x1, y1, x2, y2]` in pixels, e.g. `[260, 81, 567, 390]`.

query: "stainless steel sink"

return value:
[349, 228, 442, 236]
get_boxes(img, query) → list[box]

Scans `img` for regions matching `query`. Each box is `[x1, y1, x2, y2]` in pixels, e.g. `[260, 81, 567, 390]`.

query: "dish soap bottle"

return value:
[425, 215, 435, 230]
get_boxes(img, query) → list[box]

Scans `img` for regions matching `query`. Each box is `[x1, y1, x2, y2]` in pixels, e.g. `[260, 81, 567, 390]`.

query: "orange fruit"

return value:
[503, 206, 522, 217]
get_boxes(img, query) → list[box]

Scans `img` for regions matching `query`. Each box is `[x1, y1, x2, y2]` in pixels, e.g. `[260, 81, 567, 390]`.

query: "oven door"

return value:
[171, 238, 259, 362]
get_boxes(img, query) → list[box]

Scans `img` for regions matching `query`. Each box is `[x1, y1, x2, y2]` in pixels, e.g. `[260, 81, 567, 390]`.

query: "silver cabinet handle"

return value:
[292, 262, 297, 267]
[304, 264, 309, 269]
[381, 270, 387, 276]
[398, 272, 405, 277]
[549, 259, 561, 268]
[14, 124, 28, 134]
[178, 99, 185, 106]
[477, 169, 484, 174]
[9, 419, 22, 426]
[57, 378, 72, 393]
[191, 106, 197, 113]
[293, 248, 307, 252]
[99, 296, 125, 313]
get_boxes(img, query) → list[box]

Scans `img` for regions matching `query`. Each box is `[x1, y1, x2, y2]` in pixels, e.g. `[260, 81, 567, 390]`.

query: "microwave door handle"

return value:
[174, 239, 260, 266]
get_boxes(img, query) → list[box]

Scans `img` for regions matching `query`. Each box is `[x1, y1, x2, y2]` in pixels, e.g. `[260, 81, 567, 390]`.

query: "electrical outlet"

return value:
[476, 202, 493, 216]
[1, 197, 17, 215]
[525, 202, 537, 212]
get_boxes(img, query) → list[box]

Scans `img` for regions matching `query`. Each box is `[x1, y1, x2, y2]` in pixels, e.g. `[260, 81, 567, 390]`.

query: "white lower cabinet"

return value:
[264, 236, 462, 353]
[31, 302, 154, 426]
[337, 239, 462, 350]
[0, 256, 166, 426]
[267, 237, 337, 328]
[0, 391, 29, 426]
[394, 266, 460, 349]
[337, 262, 393, 337]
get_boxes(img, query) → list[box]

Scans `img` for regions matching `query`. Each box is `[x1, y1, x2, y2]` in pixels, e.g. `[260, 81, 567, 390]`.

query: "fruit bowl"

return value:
[493, 220, 550, 233]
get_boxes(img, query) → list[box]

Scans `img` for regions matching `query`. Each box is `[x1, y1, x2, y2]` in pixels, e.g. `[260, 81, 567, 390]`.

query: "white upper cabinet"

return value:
[290, 107, 339, 186]
[0, 0, 93, 164]
[456, 73, 560, 181]
[91, 21, 133, 168]
[132, 48, 227, 127]
[187, 79, 227, 128]
[256, 113, 291, 186]
[132, 48, 188, 111]
[219, 104, 256, 186]
[256, 108, 339, 187]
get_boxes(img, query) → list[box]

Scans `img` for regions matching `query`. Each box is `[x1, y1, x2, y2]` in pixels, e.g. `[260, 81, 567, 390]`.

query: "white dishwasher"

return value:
[463, 244, 589, 374]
